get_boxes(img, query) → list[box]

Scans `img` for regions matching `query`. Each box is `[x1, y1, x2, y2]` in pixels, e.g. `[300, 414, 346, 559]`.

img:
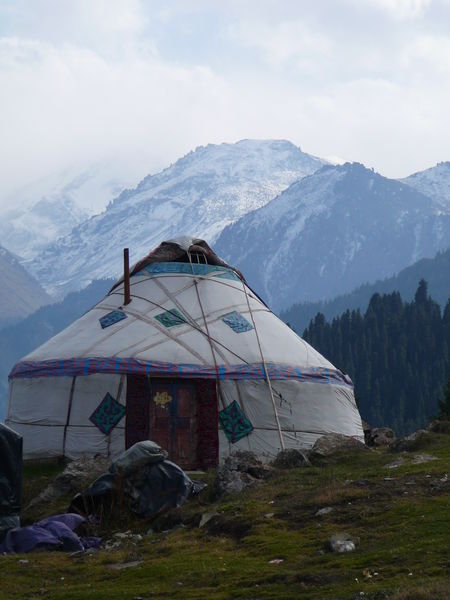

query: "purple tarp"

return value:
[0, 513, 101, 554]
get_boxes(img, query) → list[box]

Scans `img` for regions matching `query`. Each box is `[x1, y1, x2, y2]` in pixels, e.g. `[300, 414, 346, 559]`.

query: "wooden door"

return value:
[149, 380, 198, 470]
[126, 376, 218, 470]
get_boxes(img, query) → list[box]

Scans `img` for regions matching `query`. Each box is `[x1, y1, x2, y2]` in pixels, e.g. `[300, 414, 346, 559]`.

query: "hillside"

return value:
[281, 248, 450, 334]
[2, 426, 450, 599]
[0, 245, 51, 329]
[215, 162, 450, 310]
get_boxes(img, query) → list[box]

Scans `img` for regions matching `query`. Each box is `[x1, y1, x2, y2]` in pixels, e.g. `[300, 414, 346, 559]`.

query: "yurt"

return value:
[6, 237, 363, 467]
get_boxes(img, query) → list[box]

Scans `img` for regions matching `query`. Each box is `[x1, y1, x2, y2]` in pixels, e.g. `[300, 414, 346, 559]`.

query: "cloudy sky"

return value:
[1, 0, 450, 199]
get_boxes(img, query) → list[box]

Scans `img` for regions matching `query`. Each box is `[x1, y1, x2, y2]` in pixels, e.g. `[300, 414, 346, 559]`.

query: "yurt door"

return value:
[126, 376, 218, 469]
[149, 380, 198, 470]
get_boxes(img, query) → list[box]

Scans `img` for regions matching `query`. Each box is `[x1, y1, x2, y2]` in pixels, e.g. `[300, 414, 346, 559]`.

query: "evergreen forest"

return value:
[302, 280, 450, 435]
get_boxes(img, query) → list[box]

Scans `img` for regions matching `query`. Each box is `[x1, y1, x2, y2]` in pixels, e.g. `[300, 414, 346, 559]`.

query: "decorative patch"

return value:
[222, 311, 253, 333]
[153, 391, 172, 408]
[218, 400, 253, 443]
[99, 310, 127, 329]
[89, 392, 126, 435]
[155, 308, 186, 328]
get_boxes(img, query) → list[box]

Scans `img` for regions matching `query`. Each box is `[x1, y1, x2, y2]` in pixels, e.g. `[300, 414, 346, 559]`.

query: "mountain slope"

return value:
[280, 248, 450, 335]
[401, 161, 450, 211]
[0, 245, 51, 329]
[26, 140, 326, 297]
[214, 162, 450, 310]
[0, 163, 133, 259]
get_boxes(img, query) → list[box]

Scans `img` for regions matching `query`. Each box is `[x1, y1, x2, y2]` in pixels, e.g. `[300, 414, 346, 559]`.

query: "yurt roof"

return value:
[9, 237, 350, 388]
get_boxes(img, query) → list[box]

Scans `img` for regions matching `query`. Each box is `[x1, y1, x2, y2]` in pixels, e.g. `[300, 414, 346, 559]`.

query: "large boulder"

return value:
[310, 433, 366, 459]
[26, 455, 110, 512]
[391, 429, 431, 452]
[213, 451, 271, 497]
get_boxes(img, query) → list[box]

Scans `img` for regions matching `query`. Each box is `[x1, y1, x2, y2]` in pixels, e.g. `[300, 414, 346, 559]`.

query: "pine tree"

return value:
[302, 280, 450, 434]
[438, 377, 450, 420]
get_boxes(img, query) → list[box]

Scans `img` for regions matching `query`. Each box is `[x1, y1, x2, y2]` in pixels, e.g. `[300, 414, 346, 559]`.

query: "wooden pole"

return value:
[124, 248, 131, 305]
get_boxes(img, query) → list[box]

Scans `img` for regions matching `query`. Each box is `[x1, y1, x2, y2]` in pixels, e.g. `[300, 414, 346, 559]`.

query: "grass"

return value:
[1, 428, 450, 599]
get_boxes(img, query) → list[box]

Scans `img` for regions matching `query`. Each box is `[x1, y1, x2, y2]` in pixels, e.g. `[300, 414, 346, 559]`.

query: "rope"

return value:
[62, 376, 77, 457]
[241, 280, 285, 450]
[188, 251, 226, 411]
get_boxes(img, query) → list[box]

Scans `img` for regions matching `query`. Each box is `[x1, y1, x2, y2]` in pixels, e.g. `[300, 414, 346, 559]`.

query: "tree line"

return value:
[302, 280, 450, 435]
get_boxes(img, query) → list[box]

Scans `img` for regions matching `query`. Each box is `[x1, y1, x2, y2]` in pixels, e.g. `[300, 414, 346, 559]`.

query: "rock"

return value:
[213, 468, 257, 497]
[385, 453, 437, 469]
[199, 512, 220, 528]
[411, 453, 437, 464]
[103, 531, 143, 550]
[385, 457, 407, 469]
[213, 452, 269, 497]
[223, 451, 273, 479]
[271, 449, 311, 469]
[310, 434, 366, 459]
[315, 507, 334, 516]
[109, 560, 142, 570]
[326, 533, 359, 553]
[25, 455, 110, 511]
[367, 427, 396, 447]
[391, 429, 430, 452]
[427, 420, 450, 434]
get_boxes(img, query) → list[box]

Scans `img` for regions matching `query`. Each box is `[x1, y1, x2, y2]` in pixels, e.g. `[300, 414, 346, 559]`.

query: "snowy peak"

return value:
[28, 140, 327, 297]
[111, 139, 325, 212]
[401, 161, 450, 212]
[214, 161, 446, 310]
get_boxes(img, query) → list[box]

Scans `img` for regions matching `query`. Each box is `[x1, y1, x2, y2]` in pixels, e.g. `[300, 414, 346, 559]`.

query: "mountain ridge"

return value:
[26, 139, 327, 297]
[214, 161, 450, 310]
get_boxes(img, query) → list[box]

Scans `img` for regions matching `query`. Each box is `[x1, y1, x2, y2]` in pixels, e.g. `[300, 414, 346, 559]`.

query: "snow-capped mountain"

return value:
[0, 245, 51, 329]
[27, 140, 327, 297]
[401, 162, 450, 211]
[0, 162, 133, 259]
[214, 162, 450, 310]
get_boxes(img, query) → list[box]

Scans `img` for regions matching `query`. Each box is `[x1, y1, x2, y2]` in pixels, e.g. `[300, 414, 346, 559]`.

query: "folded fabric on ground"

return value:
[0, 513, 101, 554]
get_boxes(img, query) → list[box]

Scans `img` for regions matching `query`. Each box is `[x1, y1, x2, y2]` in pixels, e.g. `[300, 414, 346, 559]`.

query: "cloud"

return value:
[0, 34, 239, 196]
[0, 0, 148, 51]
[230, 20, 332, 71]
[400, 33, 450, 73]
[1, 0, 450, 204]
[364, 0, 432, 19]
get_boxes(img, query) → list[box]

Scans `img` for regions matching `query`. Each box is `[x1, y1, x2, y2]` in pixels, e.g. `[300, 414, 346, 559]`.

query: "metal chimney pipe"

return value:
[123, 248, 131, 305]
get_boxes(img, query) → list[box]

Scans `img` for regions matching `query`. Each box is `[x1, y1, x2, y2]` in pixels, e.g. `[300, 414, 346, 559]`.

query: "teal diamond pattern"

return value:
[155, 308, 186, 328]
[218, 400, 253, 443]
